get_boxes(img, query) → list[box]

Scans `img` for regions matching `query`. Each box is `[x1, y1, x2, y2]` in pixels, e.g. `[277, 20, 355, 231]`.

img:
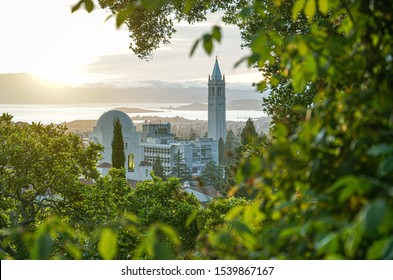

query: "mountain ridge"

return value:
[0, 73, 266, 104]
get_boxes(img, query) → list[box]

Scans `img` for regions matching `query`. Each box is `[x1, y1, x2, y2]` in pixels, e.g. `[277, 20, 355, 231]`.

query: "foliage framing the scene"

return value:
[1, 0, 392, 260]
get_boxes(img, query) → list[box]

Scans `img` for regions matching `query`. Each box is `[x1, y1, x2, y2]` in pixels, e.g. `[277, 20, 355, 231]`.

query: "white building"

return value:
[89, 110, 152, 181]
[142, 137, 218, 177]
[141, 121, 219, 177]
[208, 57, 226, 141]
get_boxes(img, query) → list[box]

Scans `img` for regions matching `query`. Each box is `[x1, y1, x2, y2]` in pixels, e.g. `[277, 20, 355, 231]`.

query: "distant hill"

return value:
[113, 107, 161, 113]
[164, 99, 264, 111]
[227, 99, 264, 110]
[0, 73, 267, 104]
[168, 103, 207, 110]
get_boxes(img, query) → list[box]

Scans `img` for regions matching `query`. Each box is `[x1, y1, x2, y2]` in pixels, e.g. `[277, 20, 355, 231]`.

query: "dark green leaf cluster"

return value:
[195, 0, 393, 259]
[0, 114, 102, 258]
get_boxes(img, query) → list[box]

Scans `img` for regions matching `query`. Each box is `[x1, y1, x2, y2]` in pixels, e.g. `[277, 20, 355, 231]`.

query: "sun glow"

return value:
[0, 0, 128, 86]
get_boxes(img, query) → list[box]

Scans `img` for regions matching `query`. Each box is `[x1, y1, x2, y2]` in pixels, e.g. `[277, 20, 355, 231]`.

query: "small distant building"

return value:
[89, 110, 152, 181]
[182, 183, 223, 205]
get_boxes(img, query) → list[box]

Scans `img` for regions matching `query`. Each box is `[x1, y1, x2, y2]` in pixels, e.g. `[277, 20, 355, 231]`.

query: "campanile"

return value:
[208, 57, 226, 141]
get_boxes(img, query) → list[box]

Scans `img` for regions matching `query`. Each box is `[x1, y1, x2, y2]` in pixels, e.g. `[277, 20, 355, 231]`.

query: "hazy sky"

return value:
[0, 0, 261, 88]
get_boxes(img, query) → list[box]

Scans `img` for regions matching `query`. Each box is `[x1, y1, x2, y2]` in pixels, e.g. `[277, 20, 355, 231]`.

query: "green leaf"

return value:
[189, 39, 200, 57]
[141, 0, 169, 10]
[345, 222, 364, 258]
[367, 238, 393, 259]
[378, 156, 393, 176]
[363, 200, 387, 236]
[116, 9, 131, 28]
[239, 6, 252, 18]
[270, 75, 280, 87]
[225, 205, 244, 221]
[243, 202, 265, 224]
[298, 41, 309, 56]
[247, 53, 262, 66]
[367, 144, 393, 156]
[328, 175, 372, 203]
[158, 224, 181, 246]
[184, 0, 194, 14]
[304, 54, 318, 76]
[203, 34, 213, 55]
[32, 231, 52, 260]
[292, 62, 307, 92]
[84, 0, 94, 13]
[257, 80, 267, 91]
[71, 1, 83, 13]
[305, 0, 316, 22]
[292, 0, 306, 21]
[98, 228, 117, 260]
[64, 241, 82, 260]
[338, 16, 353, 36]
[185, 209, 199, 227]
[273, 0, 284, 6]
[153, 242, 174, 260]
[316, 232, 339, 255]
[232, 220, 253, 235]
[212, 26, 222, 43]
[318, 0, 329, 15]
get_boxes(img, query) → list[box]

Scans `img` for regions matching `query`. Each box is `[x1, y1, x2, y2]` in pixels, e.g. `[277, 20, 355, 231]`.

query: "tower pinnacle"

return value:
[211, 57, 222, 80]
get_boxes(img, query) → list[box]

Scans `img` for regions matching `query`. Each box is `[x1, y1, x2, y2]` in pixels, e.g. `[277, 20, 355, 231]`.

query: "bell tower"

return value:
[208, 57, 226, 141]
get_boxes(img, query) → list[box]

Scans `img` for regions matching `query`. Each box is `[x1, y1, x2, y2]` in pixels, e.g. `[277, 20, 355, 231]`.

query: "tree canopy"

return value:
[0, 114, 102, 258]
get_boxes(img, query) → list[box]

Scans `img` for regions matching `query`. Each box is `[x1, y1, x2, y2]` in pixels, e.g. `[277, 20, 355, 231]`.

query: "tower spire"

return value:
[211, 57, 222, 80]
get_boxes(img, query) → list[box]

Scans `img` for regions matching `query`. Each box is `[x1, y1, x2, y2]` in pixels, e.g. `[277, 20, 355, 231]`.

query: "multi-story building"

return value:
[141, 122, 174, 144]
[142, 124, 218, 176]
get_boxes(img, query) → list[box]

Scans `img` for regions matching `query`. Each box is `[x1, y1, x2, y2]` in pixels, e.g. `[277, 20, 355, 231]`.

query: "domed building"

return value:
[89, 110, 151, 181]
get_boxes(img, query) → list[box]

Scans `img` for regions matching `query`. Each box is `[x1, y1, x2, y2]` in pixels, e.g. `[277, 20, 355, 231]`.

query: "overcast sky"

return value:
[0, 0, 261, 89]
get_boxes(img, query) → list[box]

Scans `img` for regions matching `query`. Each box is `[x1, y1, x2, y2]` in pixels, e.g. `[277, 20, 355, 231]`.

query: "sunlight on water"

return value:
[0, 104, 266, 124]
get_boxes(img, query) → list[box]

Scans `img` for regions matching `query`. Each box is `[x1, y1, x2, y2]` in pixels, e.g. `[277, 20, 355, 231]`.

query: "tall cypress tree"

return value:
[170, 150, 191, 183]
[218, 137, 225, 166]
[111, 116, 125, 169]
[240, 118, 258, 146]
[152, 155, 166, 180]
[224, 129, 236, 165]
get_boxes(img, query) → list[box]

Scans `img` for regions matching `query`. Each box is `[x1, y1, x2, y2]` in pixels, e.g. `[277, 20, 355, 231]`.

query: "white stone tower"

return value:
[208, 57, 226, 141]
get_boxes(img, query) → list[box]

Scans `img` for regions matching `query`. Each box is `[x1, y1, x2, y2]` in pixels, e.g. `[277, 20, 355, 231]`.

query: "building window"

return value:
[128, 154, 134, 172]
